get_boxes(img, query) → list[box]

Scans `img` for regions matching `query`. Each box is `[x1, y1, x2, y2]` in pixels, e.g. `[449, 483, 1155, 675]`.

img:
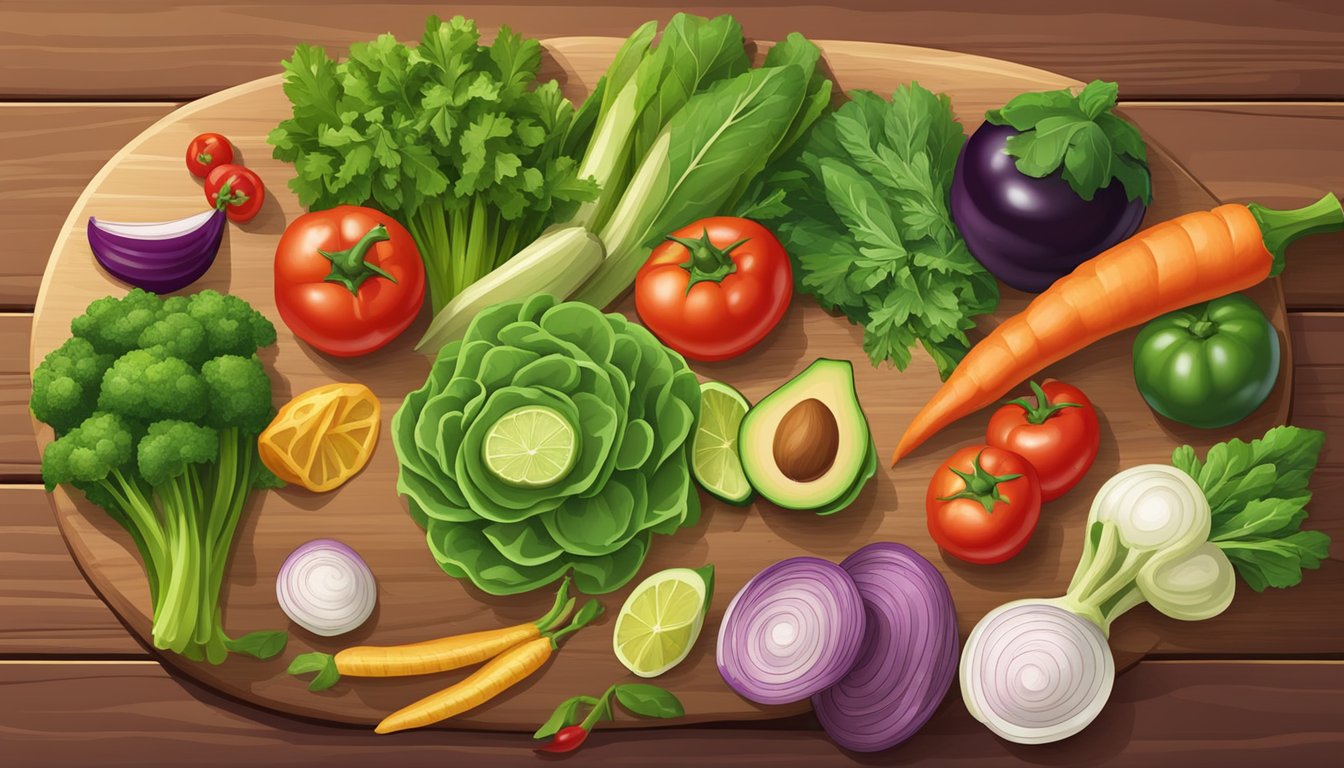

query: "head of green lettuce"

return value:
[393, 293, 701, 595]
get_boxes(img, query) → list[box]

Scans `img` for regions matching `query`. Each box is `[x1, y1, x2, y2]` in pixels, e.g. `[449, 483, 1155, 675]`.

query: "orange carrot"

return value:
[893, 194, 1344, 463]
[374, 599, 603, 734]
[287, 576, 574, 690]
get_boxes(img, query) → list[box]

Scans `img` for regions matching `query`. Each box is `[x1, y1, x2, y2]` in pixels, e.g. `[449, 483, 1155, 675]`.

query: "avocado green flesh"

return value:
[738, 358, 873, 512]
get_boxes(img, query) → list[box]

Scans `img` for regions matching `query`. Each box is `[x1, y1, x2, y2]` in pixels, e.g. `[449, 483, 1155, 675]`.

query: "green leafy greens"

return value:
[743, 85, 998, 377]
[985, 80, 1151, 204]
[393, 293, 701, 595]
[269, 16, 599, 313]
[32, 289, 287, 664]
[1173, 426, 1330, 591]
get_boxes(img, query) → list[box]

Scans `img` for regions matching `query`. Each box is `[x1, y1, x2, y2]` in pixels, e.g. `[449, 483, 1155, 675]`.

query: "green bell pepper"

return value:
[1132, 293, 1280, 429]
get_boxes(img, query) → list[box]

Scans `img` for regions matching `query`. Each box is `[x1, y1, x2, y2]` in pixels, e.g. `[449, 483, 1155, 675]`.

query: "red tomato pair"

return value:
[186, 132, 265, 224]
[926, 380, 1100, 564]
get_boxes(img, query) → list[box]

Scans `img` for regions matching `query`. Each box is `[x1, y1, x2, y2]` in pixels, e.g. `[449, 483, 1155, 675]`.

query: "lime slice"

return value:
[481, 405, 578, 488]
[614, 566, 713, 678]
[692, 381, 752, 504]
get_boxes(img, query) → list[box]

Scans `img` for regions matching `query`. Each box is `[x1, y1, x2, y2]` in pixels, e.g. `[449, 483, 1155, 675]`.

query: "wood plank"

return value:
[1124, 103, 1344, 310]
[1, 1, 1342, 100]
[0, 315, 1340, 657]
[0, 487, 145, 655]
[0, 314, 39, 481]
[0, 103, 178, 309]
[0, 660, 1339, 766]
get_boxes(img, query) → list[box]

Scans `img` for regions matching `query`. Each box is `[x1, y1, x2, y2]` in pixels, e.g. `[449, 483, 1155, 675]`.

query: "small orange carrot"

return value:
[374, 599, 603, 734]
[287, 576, 574, 691]
[893, 194, 1344, 463]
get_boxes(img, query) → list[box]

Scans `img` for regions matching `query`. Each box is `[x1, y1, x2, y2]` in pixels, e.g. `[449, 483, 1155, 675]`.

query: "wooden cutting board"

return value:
[30, 37, 1291, 731]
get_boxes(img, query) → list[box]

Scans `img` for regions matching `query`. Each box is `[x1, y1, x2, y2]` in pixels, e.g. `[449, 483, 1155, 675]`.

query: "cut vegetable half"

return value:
[717, 557, 864, 704]
[614, 565, 713, 678]
[258, 383, 381, 493]
[960, 599, 1114, 745]
[481, 405, 579, 489]
[692, 381, 752, 504]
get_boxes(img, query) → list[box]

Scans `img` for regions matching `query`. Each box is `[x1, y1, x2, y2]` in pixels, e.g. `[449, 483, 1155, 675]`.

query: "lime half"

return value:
[481, 405, 578, 488]
[614, 565, 713, 678]
[693, 381, 752, 504]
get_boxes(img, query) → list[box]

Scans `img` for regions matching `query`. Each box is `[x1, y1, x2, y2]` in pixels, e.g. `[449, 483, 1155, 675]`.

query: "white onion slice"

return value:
[960, 600, 1114, 744]
[277, 539, 377, 637]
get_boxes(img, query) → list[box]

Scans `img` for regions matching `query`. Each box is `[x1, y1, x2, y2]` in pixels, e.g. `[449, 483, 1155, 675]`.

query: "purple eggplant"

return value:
[951, 81, 1151, 293]
[88, 208, 225, 293]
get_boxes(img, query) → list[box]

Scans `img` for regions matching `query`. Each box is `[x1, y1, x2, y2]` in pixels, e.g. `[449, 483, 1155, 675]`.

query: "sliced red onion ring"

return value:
[717, 556, 864, 705]
[813, 543, 959, 752]
[960, 599, 1114, 744]
[277, 539, 377, 637]
[88, 208, 224, 293]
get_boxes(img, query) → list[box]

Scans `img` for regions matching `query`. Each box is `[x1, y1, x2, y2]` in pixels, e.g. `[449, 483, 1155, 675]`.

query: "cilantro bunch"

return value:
[269, 16, 599, 313]
[743, 84, 998, 377]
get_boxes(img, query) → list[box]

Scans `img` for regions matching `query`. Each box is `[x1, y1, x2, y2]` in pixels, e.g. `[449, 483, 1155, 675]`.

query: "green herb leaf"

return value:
[614, 684, 685, 719]
[987, 80, 1151, 204]
[224, 630, 288, 660]
[286, 651, 341, 691]
[744, 82, 997, 376]
[533, 694, 601, 739]
[1175, 426, 1330, 591]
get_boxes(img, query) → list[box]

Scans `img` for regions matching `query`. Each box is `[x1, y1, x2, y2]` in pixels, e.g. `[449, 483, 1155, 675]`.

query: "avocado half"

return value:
[738, 359, 876, 515]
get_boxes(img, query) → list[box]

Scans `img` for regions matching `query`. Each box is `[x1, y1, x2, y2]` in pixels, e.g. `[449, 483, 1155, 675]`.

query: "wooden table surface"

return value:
[1, 2, 1341, 766]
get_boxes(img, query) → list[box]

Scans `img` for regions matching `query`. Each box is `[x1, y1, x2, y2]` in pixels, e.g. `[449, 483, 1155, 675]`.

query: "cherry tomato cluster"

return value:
[185, 132, 266, 223]
[925, 380, 1100, 565]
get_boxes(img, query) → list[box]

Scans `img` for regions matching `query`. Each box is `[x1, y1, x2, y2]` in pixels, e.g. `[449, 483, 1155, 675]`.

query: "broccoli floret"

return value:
[30, 337, 114, 434]
[98, 349, 208, 423]
[41, 412, 135, 489]
[70, 288, 164, 355]
[201, 354, 274, 434]
[138, 310, 209, 368]
[137, 420, 219, 487]
[187, 290, 278, 359]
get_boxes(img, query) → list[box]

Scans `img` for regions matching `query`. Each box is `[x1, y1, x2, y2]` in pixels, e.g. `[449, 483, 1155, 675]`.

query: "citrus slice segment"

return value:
[614, 565, 713, 678]
[481, 405, 578, 488]
[258, 382, 381, 492]
[692, 381, 752, 504]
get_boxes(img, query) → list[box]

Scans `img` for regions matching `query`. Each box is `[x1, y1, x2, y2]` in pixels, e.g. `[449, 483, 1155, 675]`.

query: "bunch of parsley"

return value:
[742, 84, 998, 378]
[269, 16, 598, 313]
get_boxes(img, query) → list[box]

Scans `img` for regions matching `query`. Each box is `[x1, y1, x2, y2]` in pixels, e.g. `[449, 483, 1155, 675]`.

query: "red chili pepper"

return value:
[536, 725, 589, 754]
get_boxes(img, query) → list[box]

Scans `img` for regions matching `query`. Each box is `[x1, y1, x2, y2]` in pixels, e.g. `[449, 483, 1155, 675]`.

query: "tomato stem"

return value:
[196, 152, 212, 165]
[211, 178, 250, 211]
[1004, 380, 1080, 425]
[937, 450, 1023, 514]
[319, 224, 398, 294]
[668, 230, 746, 294]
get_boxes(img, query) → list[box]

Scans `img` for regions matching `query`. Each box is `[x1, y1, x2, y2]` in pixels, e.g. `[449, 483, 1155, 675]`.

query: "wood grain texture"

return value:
[1124, 104, 1344, 311]
[0, 660, 1340, 767]
[0, 487, 145, 656]
[1, 1, 1342, 100]
[0, 314, 40, 481]
[25, 42, 1304, 729]
[0, 104, 179, 309]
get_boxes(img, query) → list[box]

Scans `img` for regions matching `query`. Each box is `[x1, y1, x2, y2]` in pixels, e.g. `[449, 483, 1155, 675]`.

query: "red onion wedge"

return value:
[277, 539, 377, 637]
[959, 599, 1114, 744]
[88, 208, 224, 293]
[813, 543, 959, 752]
[717, 557, 864, 705]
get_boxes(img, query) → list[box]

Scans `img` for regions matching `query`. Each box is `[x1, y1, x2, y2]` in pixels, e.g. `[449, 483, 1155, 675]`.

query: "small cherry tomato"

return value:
[986, 379, 1100, 501]
[204, 163, 265, 223]
[274, 205, 425, 357]
[926, 445, 1041, 565]
[634, 216, 792, 361]
[185, 132, 234, 178]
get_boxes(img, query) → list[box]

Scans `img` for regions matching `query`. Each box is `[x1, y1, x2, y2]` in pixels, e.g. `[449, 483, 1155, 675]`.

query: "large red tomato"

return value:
[986, 379, 1100, 501]
[274, 205, 425, 357]
[634, 217, 792, 361]
[926, 445, 1041, 565]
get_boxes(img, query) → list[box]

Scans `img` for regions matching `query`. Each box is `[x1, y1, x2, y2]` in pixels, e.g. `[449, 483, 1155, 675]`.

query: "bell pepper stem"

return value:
[1249, 192, 1344, 276]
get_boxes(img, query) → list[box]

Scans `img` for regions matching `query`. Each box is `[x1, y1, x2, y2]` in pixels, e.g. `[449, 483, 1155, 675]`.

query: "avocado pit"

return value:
[772, 398, 840, 482]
